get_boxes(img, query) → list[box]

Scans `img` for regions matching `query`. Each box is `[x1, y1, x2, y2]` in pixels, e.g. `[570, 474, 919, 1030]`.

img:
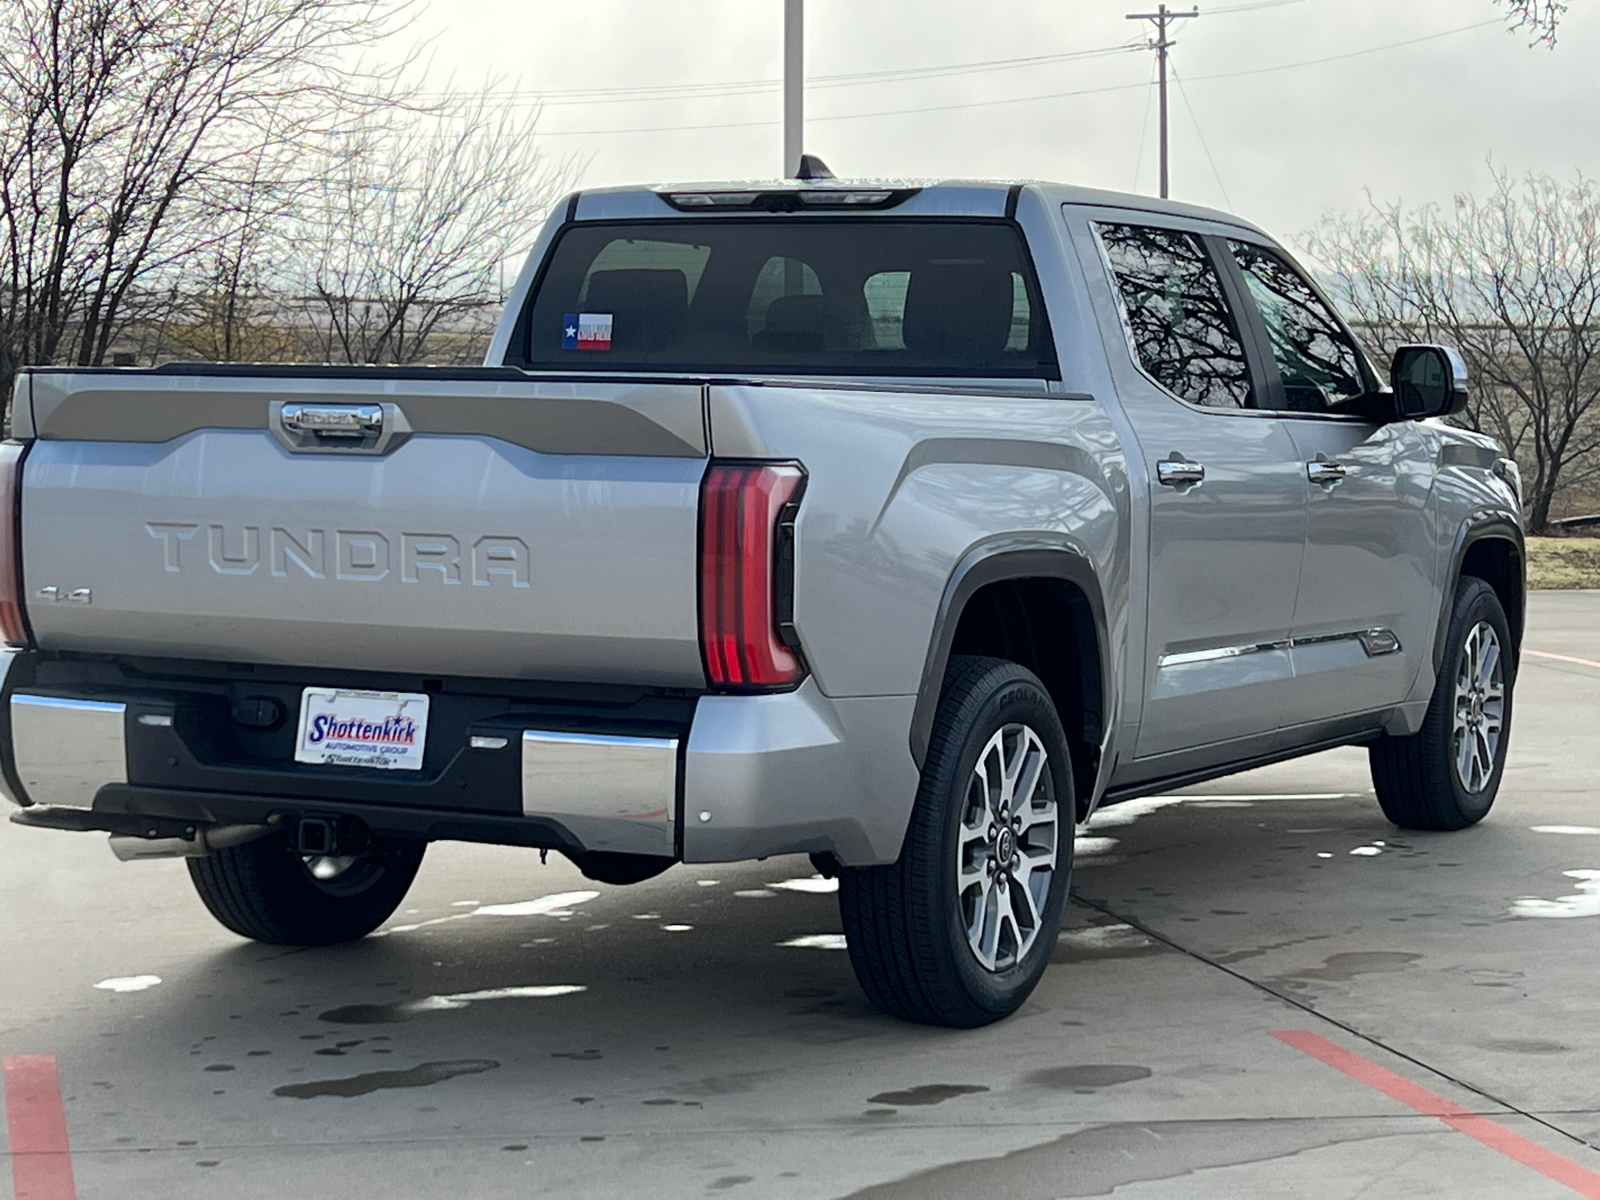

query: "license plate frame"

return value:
[293, 688, 430, 772]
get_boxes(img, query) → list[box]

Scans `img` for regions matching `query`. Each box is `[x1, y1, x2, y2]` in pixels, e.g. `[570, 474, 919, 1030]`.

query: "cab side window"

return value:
[1097, 222, 1254, 409]
[1228, 240, 1366, 412]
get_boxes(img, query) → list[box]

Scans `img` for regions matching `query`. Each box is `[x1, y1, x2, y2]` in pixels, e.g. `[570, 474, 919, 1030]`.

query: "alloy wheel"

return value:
[1452, 619, 1505, 794]
[955, 722, 1059, 971]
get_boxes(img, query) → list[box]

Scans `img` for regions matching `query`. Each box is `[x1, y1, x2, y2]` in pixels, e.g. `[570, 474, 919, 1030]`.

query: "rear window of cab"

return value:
[513, 219, 1058, 379]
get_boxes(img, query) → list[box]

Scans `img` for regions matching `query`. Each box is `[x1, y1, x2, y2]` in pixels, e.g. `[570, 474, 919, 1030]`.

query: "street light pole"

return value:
[784, 0, 803, 178]
[1126, 5, 1198, 199]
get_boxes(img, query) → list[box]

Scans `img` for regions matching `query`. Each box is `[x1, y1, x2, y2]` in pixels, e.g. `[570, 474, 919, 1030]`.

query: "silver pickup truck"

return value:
[1, 179, 1523, 1027]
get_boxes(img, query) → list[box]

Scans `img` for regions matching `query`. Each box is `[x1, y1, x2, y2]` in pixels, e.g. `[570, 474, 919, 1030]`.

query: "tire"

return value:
[839, 655, 1074, 1027]
[1370, 576, 1514, 831]
[188, 830, 426, 946]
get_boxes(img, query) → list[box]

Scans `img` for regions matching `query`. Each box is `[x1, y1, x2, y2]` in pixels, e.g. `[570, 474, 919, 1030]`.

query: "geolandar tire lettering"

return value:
[838, 655, 1073, 1028]
[1369, 577, 1515, 832]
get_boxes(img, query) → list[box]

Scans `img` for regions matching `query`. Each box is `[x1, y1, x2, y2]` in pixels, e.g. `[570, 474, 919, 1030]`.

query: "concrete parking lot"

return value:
[2, 591, 1598, 1199]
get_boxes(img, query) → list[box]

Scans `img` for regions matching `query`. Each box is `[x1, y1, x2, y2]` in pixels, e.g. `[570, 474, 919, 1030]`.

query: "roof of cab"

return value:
[567, 177, 1270, 239]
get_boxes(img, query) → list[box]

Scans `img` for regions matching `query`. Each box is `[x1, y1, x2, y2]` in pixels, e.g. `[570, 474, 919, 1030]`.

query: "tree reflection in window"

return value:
[1099, 224, 1253, 409]
[1229, 241, 1365, 412]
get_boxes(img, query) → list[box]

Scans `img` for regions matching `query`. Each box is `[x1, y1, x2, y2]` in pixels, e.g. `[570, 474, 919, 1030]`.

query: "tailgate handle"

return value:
[271, 401, 408, 454]
[282, 403, 382, 439]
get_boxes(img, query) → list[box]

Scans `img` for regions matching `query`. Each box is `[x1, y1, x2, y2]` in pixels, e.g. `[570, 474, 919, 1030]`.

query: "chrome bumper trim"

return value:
[521, 730, 677, 857]
[0, 649, 18, 804]
[10, 693, 128, 809]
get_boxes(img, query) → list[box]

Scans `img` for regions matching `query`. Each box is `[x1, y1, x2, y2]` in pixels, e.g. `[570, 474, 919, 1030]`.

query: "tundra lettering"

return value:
[145, 523, 530, 588]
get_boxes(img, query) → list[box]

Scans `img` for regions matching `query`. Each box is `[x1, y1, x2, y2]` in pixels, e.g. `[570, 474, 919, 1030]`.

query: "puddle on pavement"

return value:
[1510, 869, 1600, 918]
[867, 1083, 989, 1107]
[274, 1059, 498, 1099]
[1274, 951, 1421, 983]
[320, 985, 585, 1024]
[1024, 1064, 1152, 1091]
[1485, 1039, 1571, 1054]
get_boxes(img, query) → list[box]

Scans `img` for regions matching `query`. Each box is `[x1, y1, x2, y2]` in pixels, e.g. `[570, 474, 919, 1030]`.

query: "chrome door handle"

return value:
[1156, 456, 1205, 487]
[1306, 457, 1347, 484]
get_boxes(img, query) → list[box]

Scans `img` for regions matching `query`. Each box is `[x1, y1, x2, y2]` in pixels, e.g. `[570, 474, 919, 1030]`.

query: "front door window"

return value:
[1228, 240, 1367, 412]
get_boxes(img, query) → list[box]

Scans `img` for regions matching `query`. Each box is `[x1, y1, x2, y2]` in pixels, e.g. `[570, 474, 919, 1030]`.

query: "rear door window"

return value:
[1096, 222, 1254, 409]
[517, 220, 1056, 378]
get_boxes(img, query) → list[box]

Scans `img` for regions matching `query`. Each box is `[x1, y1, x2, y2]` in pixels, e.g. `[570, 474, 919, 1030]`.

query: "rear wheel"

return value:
[188, 830, 425, 945]
[839, 656, 1073, 1027]
[1370, 577, 1514, 831]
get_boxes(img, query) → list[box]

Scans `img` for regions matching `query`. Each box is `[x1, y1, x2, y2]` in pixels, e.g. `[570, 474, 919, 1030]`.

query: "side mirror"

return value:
[1390, 344, 1468, 419]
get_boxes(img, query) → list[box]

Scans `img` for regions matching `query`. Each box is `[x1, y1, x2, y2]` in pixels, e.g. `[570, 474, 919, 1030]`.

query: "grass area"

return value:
[1526, 536, 1600, 589]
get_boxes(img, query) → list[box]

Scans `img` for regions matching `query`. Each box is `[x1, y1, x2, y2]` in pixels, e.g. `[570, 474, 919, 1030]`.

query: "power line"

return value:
[469, 19, 1505, 139]
[1169, 61, 1232, 209]
[1131, 54, 1159, 191]
[409, 43, 1143, 108]
[1207, 0, 1310, 14]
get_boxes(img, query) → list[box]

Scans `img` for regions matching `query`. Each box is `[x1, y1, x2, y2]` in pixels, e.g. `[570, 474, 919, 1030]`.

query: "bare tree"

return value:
[1500, 0, 1566, 44]
[141, 103, 309, 365]
[0, 0, 411, 407]
[295, 87, 580, 366]
[1307, 171, 1600, 533]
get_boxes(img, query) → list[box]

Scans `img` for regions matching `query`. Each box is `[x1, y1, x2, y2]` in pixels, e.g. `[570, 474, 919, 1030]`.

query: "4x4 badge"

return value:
[35, 586, 91, 604]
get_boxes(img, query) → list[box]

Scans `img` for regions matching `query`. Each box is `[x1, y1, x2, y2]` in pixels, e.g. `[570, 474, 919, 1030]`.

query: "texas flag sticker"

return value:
[563, 312, 613, 351]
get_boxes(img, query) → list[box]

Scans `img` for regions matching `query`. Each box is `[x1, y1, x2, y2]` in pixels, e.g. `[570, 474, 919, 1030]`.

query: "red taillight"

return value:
[0, 443, 27, 647]
[699, 461, 806, 690]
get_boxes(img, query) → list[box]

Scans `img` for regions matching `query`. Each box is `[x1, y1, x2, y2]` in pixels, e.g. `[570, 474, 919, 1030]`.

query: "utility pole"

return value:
[1126, 5, 1198, 199]
[784, 0, 803, 178]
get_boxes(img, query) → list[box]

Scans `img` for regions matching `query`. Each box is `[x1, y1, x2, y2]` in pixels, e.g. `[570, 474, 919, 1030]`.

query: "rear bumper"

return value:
[0, 653, 920, 866]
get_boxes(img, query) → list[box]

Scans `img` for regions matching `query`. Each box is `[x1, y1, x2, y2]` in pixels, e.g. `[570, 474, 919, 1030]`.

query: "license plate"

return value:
[294, 688, 429, 771]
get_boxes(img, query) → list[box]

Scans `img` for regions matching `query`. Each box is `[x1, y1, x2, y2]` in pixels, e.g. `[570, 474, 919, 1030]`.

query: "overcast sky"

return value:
[395, 0, 1596, 257]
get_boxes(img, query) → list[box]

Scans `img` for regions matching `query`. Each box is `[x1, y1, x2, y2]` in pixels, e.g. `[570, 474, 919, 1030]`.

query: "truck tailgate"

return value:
[20, 370, 708, 686]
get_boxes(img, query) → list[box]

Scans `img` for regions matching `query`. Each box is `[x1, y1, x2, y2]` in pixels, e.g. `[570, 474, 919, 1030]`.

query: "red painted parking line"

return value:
[1274, 1030, 1600, 1199]
[3, 1055, 78, 1200]
[1525, 649, 1600, 671]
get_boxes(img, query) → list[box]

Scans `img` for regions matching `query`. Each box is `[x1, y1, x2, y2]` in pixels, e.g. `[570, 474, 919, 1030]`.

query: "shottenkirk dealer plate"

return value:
[294, 688, 429, 771]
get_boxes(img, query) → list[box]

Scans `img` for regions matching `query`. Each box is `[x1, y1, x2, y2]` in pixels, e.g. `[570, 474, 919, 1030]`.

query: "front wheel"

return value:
[839, 656, 1073, 1027]
[188, 830, 426, 945]
[1370, 577, 1514, 831]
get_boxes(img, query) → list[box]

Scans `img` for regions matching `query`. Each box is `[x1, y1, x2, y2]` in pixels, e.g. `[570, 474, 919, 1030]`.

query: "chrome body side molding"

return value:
[1158, 627, 1402, 670]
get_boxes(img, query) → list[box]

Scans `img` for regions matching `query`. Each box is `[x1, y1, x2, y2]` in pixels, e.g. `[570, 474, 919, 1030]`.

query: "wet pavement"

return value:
[2, 591, 1598, 1198]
